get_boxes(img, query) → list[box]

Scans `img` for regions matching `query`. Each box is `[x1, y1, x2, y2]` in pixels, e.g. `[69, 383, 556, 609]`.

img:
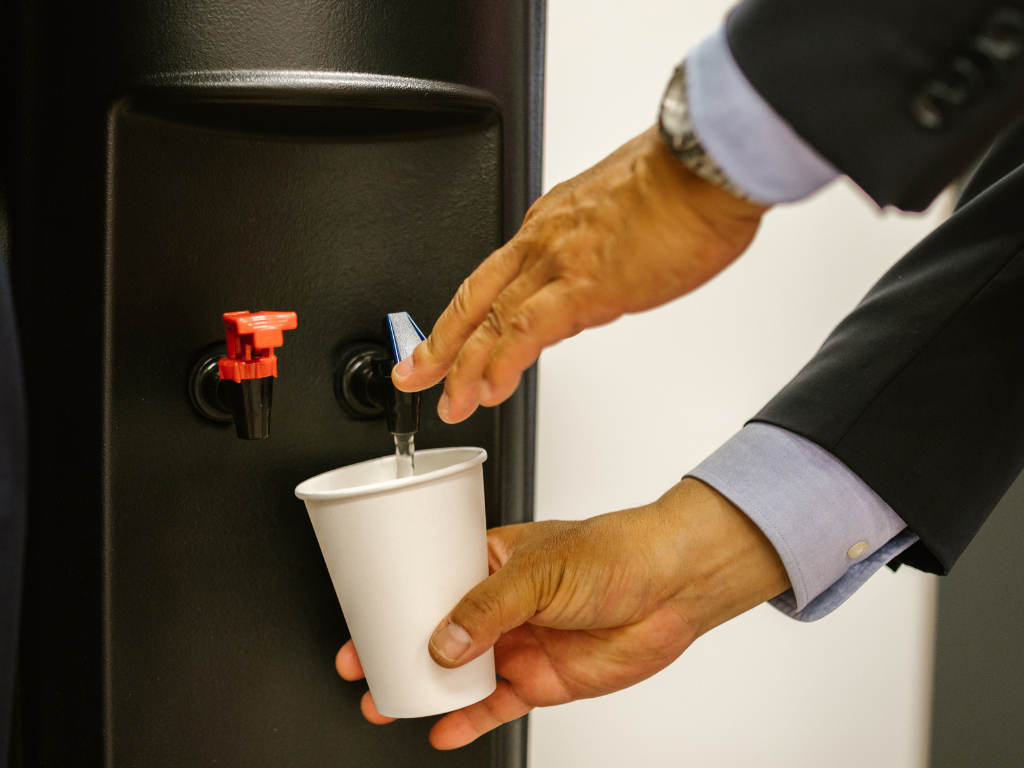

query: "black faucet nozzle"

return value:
[371, 358, 421, 435]
[189, 311, 297, 440]
[335, 312, 426, 433]
[222, 377, 274, 440]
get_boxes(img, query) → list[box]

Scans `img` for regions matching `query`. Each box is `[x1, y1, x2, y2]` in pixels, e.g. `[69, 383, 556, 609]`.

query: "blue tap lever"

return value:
[382, 312, 426, 364]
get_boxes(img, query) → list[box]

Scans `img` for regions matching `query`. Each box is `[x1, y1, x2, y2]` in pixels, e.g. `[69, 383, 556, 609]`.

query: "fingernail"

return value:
[430, 623, 472, 663]
[478, 379, 492, 404]
[393, 356, 413, 381]
[438, 393, 450, 421]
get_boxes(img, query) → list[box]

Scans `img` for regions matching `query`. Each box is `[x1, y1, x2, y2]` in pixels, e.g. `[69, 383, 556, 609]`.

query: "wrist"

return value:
[659, 61, 753, 202]
[658, 478, 790, 636]
[647, 125, 768, 213]
[641, 126, 769, 256]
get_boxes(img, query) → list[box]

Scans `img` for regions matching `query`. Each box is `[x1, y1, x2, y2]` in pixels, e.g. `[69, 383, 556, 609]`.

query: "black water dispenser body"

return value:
[2, 2, 542, 766]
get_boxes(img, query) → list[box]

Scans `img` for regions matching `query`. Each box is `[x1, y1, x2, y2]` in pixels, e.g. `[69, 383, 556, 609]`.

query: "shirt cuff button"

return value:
[847, 541, 869, 559]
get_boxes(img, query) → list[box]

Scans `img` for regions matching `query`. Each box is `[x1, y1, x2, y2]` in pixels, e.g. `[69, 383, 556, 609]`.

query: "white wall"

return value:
[530, 1, 944, 766]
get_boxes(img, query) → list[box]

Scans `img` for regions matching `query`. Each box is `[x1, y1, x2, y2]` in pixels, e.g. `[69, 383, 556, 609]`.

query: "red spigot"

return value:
[218, 310, 298, 383]
[217, 311, 298, 440]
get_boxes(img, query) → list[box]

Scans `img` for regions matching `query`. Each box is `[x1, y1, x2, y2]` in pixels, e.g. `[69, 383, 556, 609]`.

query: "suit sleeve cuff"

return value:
[685, 25, 840, 205]
[686, 423, 908, 616]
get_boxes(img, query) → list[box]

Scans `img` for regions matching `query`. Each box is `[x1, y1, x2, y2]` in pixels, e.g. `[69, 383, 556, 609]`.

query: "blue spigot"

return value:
[382, 312, 426, 364]
[335, 312, 427, 435]
[372, 312, 424, 436]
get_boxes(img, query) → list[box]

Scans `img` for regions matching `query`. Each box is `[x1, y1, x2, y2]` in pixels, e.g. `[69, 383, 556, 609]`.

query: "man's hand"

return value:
[391, 125, 768, 423]
[335, 479, 790, 749]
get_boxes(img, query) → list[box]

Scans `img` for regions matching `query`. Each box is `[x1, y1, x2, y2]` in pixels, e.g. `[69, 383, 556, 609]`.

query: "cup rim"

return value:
[294, 446, 487, 501]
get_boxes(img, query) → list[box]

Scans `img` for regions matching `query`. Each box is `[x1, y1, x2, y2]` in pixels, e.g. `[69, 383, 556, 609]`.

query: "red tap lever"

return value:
[218, 311, 298, 383]
[216, 311, 297, 440]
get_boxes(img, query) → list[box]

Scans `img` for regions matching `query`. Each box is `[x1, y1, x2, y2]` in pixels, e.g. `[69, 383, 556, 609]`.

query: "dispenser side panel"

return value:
[106, 108, 502, 767]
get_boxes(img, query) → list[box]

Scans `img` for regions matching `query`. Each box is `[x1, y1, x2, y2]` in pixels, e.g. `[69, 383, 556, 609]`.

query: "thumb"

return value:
[428, 556, 543, 669]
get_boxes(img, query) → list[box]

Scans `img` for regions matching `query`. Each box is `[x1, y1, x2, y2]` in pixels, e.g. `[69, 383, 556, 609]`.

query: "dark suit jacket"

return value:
[728, 1, 1024, 574]
[0, 250, 26, 764]
[729, 0, 1024, 210]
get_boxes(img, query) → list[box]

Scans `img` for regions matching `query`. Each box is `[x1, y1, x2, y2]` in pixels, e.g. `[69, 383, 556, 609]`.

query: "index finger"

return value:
[393, 238, 528, 391]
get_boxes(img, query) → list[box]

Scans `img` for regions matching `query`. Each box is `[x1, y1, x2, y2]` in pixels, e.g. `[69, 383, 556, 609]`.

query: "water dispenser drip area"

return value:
[103, 94, 507, 765]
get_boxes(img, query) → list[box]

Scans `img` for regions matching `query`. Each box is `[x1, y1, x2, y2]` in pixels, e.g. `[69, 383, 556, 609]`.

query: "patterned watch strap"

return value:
[659, 62, 752, 201]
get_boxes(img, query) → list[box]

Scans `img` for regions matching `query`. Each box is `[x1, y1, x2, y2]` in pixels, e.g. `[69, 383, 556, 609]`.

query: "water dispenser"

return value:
[3, 2, 543, 766]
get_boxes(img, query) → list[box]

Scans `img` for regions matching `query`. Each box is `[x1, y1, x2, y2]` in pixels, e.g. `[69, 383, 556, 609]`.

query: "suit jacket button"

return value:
[910, 81, 953, 129]
[949, 54, 987, 92]
[978, 7, 1024, 63]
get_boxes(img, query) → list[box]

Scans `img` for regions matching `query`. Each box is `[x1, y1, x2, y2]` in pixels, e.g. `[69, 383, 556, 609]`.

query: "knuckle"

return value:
[418, 338, 436, 364]
[522, 187, 558, 223]
[456, 588, 502, 629]
[450, 278, 475, 320]
[508, 308, 534, 338]
[486, 528, 519, 566]
[480, 304, 508, 340]
[510, 555, 559, 611]
[497, 235, 528, 266]
[550, 245, 586, 277]
[550, 253, 570, 275]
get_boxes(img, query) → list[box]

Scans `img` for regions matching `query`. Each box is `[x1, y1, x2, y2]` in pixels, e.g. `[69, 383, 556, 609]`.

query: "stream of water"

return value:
[394, 432, 415, 479]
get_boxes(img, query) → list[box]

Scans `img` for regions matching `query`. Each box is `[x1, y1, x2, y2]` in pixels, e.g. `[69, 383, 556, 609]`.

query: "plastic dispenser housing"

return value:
[4, 3, 542, 767]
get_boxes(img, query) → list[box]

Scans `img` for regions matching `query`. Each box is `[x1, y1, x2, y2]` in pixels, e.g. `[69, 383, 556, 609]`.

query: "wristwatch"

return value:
[658, 62, 751, 200]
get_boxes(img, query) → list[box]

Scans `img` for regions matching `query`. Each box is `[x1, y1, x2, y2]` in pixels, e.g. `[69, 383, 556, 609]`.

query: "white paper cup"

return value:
[295, 446, 496, 718]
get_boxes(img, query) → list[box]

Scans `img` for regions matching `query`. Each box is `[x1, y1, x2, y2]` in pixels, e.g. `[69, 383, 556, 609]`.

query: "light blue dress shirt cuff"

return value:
[770, 530, 919, 621]
[686, 423, 916, 621]
[685, 25, 841, 205]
